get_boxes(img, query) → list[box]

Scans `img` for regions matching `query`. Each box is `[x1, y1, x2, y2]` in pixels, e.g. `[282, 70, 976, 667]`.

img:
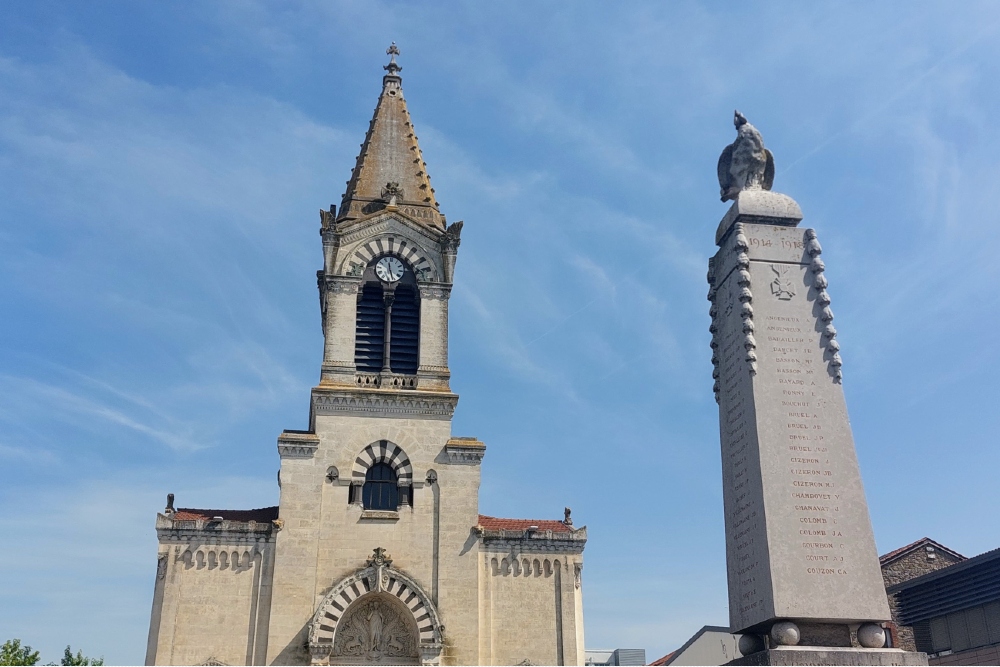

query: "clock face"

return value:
[375, 256, 405, 283]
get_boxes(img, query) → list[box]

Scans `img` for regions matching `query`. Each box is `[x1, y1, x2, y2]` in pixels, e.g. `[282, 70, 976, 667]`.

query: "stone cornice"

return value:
[476, 526, 588, 554]
[418, 283, 452, 300]
[323, 276, 362, 294]
[312, 386, 458, 420]
[277, 430, 320, 459]
[337, 211, 443, 247]
[155, 513, 277, 545]
[443, 437, 486, 465]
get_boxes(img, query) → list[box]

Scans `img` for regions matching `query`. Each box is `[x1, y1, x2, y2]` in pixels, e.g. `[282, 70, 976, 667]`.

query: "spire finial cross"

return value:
[384, 42, 402, 76]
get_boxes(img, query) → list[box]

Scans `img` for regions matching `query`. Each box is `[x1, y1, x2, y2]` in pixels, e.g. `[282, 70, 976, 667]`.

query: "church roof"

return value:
[337, 43, 443, 230]
[879, 537, 966, 566]
[477, 514, 573, 533]
[171, 506, 279, 522]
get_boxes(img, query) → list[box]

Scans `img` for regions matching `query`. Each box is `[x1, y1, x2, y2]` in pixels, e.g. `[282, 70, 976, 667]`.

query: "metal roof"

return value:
[889, 546, 1000, 625]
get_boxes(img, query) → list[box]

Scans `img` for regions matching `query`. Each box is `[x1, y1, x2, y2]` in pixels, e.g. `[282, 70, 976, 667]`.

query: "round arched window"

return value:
[363, 462, 399, 510]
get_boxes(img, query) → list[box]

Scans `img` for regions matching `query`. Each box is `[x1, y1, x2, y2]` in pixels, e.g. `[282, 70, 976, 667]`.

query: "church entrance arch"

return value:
[308, 548, 442, 666]
[331, 593, 418, 665]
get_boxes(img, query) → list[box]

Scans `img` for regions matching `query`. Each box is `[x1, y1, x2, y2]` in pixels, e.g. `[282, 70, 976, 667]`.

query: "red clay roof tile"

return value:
[478, 514, 572, 533]
[171, 507, 278, 522]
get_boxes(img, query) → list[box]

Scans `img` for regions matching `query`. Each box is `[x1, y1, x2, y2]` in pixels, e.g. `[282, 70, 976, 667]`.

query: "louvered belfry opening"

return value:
[353, 254, 420, 377]
[389, 284, 419, 374]
[354, 282, 386, 372]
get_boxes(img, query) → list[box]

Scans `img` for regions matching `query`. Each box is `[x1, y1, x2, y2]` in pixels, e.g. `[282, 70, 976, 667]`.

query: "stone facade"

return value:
[145, 48, 586, 666]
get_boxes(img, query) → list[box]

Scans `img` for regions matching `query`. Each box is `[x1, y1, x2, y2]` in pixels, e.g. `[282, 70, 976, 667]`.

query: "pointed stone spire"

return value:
[338, 43, 443, 229]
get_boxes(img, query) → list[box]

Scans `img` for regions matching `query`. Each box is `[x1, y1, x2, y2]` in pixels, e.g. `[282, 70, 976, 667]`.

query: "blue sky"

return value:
[2, 1, 1000, 664]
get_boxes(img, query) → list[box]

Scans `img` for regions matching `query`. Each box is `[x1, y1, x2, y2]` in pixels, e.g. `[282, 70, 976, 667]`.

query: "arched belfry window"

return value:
[354, 254, 420, 375]
[362, 462, 398, 510]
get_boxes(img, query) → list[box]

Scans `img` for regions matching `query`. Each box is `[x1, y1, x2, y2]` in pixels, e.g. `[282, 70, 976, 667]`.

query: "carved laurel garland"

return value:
[733, 224, 758, 375]
[805, 229, 842, 382]
[707, 260, 721, 403]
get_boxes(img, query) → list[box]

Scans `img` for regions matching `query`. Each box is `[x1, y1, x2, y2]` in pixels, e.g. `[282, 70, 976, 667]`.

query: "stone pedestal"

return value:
[707, 191, 894, 645]
[727, 647, 927, 666]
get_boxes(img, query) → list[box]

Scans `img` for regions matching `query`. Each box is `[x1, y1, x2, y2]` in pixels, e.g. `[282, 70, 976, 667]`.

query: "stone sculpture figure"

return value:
[366, 608, 384, 653]
[717, 110, 775, 202]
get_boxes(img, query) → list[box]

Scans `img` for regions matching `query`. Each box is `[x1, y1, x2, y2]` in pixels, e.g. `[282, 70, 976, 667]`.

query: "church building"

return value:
[144, 46, 587, 666]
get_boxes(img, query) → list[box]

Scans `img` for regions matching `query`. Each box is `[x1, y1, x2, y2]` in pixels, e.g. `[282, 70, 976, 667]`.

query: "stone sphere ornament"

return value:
[738, 634, 766, 655]
[857, 623, 887, 649]
[770, 621, 800, 646]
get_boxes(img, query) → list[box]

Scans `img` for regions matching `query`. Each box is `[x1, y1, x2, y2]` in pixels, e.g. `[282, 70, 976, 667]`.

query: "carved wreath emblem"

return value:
[769, 264, 796, 300]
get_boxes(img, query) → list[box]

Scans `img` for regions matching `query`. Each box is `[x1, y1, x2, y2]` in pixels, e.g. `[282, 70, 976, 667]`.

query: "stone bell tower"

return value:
[145, 44, 587, 667]
[264, 43, 476, 665]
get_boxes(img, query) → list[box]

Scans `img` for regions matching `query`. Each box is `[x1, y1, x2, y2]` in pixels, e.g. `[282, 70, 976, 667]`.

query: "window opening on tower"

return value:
[355, 283, 386, 372]
[353, 253, 420, 376]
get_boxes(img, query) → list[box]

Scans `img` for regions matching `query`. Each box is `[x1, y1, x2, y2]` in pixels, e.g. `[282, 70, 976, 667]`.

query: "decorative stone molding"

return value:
[476, 526, 588, 554]
[439, 220, 463, 253]
[323, 277, 361, 294]
[156, 516, 275, 545]
[360, 510, 400, 521]
[351, 439, 414, 484]
[805, 229, 842, 382]
[312, 388, 458, 420]
[277, 430, 319, 459]
[443, 437, 486, 465]
[320, 208, 336, 230]
[417, 284, 451, 300]
[308, 547, 443, 666]
[336, 217, 441, 282]
[355, 372, 418, 390]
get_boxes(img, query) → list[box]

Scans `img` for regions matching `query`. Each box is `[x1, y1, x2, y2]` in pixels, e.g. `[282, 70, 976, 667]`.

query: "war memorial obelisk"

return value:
[707, 112, 926, 665]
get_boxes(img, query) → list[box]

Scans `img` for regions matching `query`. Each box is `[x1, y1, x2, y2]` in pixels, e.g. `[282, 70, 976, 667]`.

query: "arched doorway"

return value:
[308, 548, 442, 666]
[330, 593, 419, 665]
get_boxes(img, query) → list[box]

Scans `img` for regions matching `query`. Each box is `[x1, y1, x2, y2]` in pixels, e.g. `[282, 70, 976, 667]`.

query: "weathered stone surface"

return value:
[727, 647, 928, 666]
[709, 210, 891, 635]
[716, 190, 803, 245]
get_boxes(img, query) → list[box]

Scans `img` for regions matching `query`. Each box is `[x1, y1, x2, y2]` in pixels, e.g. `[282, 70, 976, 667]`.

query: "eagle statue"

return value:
[717, 110, 775, 202]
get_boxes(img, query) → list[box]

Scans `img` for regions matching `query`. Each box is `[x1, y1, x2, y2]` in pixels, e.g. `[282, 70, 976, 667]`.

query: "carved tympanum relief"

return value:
[332, 596, 418, 664]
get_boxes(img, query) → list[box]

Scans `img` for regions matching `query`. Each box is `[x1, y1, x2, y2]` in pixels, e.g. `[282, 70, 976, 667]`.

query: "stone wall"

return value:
[882, 544, 965, 651]
[479, 552, 585, 665]
[148, 538, 275, 666]
[264, 410, 481, 665]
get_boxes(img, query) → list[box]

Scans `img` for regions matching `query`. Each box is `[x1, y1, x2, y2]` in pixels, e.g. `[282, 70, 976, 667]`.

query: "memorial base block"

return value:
[727, 647, 928, 666]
